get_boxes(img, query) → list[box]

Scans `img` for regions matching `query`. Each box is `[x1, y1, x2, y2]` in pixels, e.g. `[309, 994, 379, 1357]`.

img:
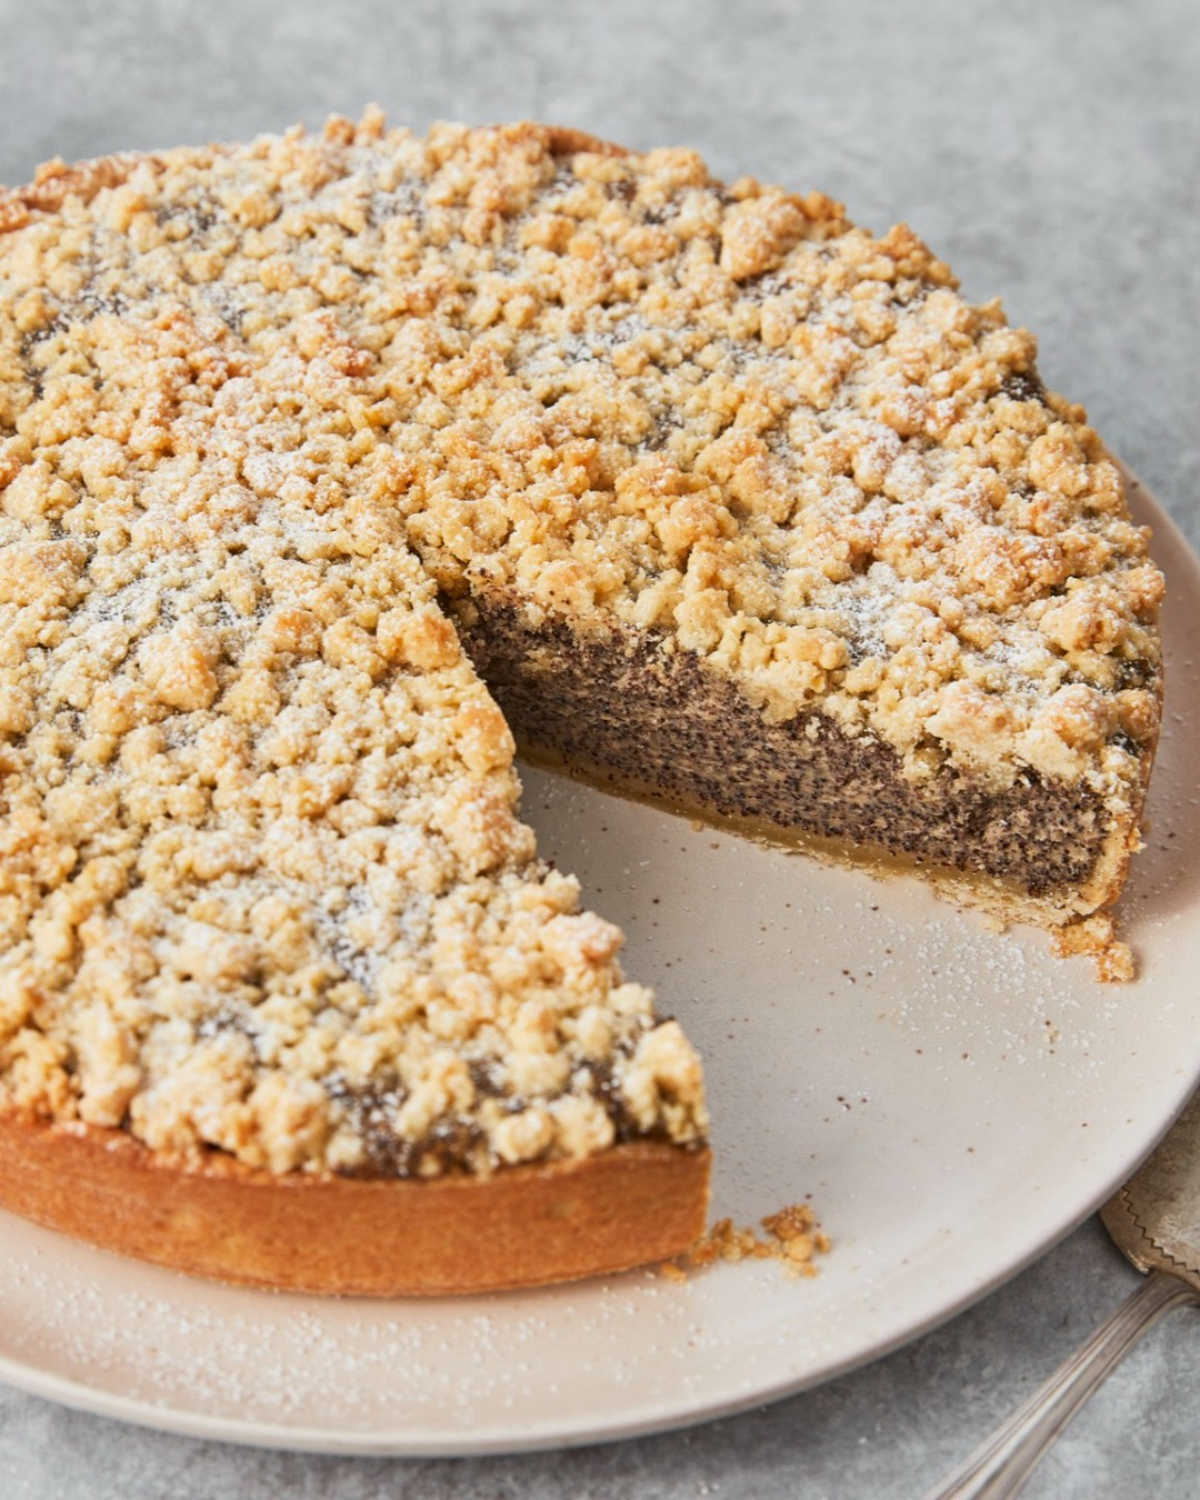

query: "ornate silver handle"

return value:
[924, 1270, 1199, 1500]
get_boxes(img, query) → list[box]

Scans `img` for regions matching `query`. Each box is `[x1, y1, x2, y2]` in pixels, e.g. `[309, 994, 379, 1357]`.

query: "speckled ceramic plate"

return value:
[1, 472, 1197, 1455]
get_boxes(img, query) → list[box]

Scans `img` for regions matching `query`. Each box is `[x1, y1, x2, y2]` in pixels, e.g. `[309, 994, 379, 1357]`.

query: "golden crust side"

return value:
[0, 1108, 711, 1295]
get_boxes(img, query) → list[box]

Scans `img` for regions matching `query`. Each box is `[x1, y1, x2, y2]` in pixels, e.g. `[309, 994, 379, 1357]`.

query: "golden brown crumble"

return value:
[662, 1202, 832, 1281]
[0, 110, 1164, 1167]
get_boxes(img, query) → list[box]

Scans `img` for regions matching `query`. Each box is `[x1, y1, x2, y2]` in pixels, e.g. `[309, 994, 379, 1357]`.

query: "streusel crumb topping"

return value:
[0, 110, 1162, 1166]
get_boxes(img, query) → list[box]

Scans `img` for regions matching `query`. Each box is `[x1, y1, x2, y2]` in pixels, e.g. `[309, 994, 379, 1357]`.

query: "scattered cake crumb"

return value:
[1053, 914, 1135, 982]
[662, 1202, 831, 1281]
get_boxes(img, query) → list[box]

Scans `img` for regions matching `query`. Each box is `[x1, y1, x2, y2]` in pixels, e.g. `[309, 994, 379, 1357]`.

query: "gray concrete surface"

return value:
[1, 0, 1198, 1495]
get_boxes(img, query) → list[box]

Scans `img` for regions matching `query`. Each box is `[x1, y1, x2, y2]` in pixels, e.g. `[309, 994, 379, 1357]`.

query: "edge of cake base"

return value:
[0, 1110, 711, 1296]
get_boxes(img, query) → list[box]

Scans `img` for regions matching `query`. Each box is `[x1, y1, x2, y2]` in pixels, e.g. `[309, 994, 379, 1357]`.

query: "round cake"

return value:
[0, 113, 1162, 1292]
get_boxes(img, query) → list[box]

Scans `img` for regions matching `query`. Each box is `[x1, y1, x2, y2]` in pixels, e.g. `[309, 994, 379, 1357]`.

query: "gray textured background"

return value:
[1, 1, 1198, 1495]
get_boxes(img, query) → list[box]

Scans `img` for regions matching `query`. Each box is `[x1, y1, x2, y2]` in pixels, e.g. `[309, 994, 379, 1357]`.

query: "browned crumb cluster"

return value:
[663, 1202, 832, 1281]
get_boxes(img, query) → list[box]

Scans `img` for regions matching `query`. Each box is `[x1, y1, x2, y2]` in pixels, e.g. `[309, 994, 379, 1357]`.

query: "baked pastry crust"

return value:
[0, 1108, 710, 1294]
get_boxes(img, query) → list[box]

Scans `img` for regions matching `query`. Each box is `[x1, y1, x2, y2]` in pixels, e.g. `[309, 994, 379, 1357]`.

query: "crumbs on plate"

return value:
[661, 1202, 831, 1282]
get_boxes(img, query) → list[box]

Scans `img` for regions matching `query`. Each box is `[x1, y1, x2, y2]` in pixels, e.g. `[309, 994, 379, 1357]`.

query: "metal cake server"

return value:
[927, 1089, 1200, 1500]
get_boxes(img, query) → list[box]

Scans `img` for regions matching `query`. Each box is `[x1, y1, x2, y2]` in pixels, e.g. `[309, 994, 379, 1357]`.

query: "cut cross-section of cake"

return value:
[0, 111, 1164, 1293]
[371, 123, 1163, 965]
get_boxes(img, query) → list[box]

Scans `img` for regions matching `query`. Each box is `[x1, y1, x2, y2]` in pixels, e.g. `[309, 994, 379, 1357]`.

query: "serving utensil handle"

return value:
[924, 1270, 1198, 1500]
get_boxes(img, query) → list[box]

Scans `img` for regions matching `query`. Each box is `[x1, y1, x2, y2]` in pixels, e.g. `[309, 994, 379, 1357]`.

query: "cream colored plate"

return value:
[1, 473, 1198, 1455]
